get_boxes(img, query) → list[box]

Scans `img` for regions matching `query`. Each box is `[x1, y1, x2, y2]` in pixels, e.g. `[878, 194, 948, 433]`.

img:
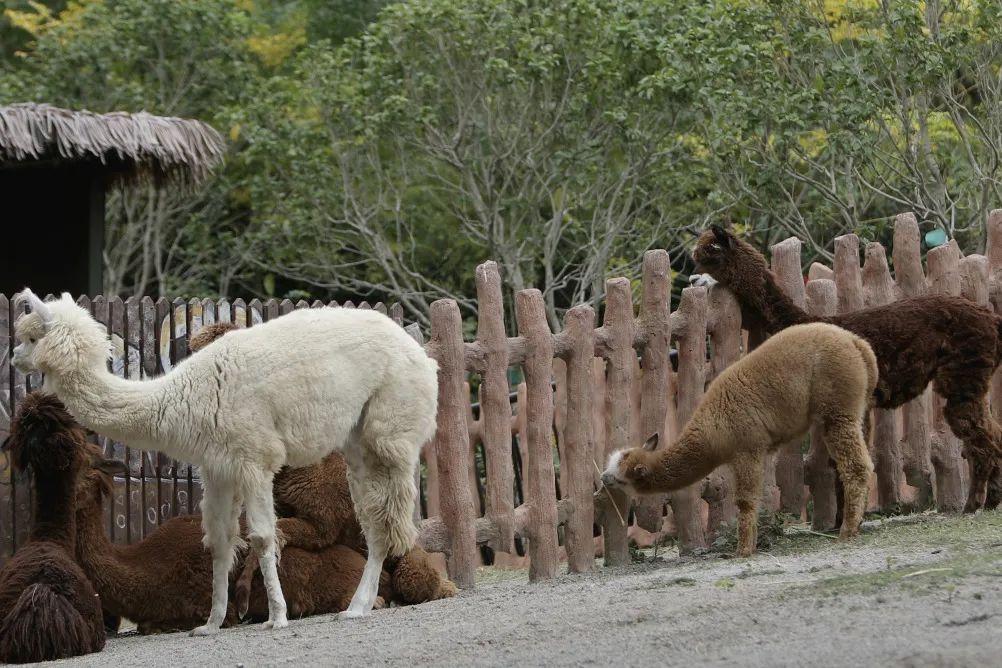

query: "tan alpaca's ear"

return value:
[642, 433, 659, 451]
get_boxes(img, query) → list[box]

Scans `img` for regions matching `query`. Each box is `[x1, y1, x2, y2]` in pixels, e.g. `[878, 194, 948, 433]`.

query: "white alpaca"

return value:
[12, 290, 438, 634]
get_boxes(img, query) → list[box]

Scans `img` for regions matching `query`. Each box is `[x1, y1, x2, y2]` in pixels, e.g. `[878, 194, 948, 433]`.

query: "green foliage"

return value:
[2, 0, 1001, 317]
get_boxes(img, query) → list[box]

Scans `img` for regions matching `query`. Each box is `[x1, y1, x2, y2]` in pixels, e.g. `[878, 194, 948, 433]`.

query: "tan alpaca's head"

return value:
[691, 224, 768, 287]
[12, 288, 111, 378]
[600, 433, 660, 494]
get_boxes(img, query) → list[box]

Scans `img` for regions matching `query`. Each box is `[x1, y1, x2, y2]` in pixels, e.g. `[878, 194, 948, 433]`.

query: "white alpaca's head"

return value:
[12, 289, 111, 378]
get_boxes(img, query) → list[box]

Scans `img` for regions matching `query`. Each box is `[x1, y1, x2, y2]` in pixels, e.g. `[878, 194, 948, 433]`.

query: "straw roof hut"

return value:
[0, 103, 225, 295]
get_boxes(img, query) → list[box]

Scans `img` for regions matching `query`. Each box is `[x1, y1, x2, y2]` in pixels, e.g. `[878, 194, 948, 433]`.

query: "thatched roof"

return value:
[0, 103, 225, 186]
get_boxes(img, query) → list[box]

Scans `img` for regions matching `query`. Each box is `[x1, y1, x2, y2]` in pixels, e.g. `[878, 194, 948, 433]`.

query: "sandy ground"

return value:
[28, 511, 1002, 668]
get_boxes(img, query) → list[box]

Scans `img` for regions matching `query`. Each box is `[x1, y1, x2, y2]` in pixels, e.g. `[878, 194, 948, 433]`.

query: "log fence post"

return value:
[428, 299, 478, 588]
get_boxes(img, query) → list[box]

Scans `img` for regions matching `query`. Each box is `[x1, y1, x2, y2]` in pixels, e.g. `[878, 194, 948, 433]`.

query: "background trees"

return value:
[2, 0, 1000, 325]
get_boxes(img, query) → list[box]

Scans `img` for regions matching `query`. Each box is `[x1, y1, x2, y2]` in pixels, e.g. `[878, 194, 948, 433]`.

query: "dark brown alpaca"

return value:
[0, 394, 105, 663]
[692, 225, 1002, 512]
[74, 456, 241, 634]
[190, 323, 457, 617]
[76, 457, 395, 631]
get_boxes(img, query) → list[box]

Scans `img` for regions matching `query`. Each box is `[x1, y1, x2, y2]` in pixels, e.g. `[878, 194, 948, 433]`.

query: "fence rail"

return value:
[3, 209, 1002, 588]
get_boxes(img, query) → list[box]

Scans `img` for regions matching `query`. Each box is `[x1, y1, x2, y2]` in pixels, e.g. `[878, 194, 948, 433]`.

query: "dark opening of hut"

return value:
[0, 103, 224, 296]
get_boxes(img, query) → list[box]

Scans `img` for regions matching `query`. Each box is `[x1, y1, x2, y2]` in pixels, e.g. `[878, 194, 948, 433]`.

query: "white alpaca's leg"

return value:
[341, 451, 420, 618]
[343, 537, 387, 618]
[191, 479, 239, 636]
[244, 474, 288, 630]
[341, 381, 428, 619]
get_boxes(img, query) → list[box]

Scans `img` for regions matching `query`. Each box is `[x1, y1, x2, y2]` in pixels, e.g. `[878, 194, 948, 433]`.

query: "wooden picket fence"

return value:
[2, 209, 1001, 587]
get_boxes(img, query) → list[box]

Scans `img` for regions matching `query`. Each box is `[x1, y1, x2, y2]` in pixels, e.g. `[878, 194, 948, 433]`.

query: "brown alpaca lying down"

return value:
[0, 394, 105, 662]
[601, 323, 876, 556]
[692, 225, 1002, 513]
[189, 322, 457, 617]
[77, 450, 442, 633]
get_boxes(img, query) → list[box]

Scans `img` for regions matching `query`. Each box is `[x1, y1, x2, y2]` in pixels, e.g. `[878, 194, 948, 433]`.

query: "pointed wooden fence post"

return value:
[958, 252, 988, 504]
[634, 250, 672, 533]
[559, 304, 596, 573]
[808, 263, 834, 281]
[514, 289, 559, 581]
[893, 213, 935, 508]
[1, 294, 11, 557]
[428, 299, 478, 588]
[668, 286, 708, 554]
[861, 242, 903, 510]
[770, 238, 806, 515]
[926, 244, 966, 513]
[472, 261, 515, 554]
[805, 279, 839, 529]
[703, 283, 740, 537]
[986, 210, 1002, 430]
[595, 278, 633, 566]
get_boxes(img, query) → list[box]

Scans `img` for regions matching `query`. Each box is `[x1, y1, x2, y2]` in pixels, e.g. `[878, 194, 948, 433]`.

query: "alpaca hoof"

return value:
[373, 596, 386, 610]
[190, 624, 219, 636]
[438, 580, 459, 598]
[339, 609, 367, 620]
[234, 589, 250, 620]
[262, 618, 289, 630]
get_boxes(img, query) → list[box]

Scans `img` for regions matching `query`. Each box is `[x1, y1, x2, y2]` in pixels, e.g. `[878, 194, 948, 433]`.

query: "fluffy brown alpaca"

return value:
[0, 394, 105, 663]
[190, 322, 457, 616]
[75, 450, 398, 632]
[73, 457, 240, 634]
[692, 225, 1002, 512]
[601, 323, 876, 557]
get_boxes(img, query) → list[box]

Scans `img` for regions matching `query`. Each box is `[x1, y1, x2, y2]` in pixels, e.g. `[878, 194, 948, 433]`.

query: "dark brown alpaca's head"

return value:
[189, 322, 238, 354]
[600, 434, 661, 494]
[75, 443, 128, 512]
[3, 394, 89, 478]
[691, 225, 770, 288]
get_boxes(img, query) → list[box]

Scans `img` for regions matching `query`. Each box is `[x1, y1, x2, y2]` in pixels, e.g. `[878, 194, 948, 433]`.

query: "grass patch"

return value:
[475, 566, 528, 585]
[810, 550, 1002, 597]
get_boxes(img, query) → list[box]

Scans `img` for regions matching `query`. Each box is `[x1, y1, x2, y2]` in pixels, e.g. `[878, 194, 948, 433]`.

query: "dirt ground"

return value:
[34, 511, 1002, 667]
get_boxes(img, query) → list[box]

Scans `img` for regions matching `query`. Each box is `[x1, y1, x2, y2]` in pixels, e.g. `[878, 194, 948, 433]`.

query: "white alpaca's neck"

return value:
[46, 364, 165, 449]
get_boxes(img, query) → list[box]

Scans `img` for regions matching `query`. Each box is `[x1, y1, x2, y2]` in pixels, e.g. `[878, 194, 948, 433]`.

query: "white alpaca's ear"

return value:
[642, 433, 659, 451]
[16, 288, 53, 326]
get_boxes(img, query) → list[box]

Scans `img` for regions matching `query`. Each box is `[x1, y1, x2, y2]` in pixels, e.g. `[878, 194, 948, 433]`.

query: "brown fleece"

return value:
[607, 323, 876, 557]
[74, 464, 241, 634]
[75, 453, 398, 632]
[693, 225, 1002, 512]
[0, 394, 105, 662]
[189, 322, 457, 614]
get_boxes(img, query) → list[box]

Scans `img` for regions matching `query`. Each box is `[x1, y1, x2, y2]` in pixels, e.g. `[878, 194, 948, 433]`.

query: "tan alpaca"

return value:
[601, 322, 876, 556]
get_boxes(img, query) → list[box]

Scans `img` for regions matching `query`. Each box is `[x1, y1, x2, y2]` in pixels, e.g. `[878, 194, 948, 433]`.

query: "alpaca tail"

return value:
[851, 336, 879, 448]
[0, 583, 104, 663]
[851, 336, 880, 405]
[995, 314, 1002, 367]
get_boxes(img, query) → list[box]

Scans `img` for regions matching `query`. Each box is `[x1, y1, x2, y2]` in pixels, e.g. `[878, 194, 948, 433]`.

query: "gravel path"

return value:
[29, 512, 1002, 667]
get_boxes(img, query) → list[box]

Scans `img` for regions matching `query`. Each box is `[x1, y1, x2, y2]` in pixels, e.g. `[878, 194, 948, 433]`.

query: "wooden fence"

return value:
[2, 209, 1002, 587]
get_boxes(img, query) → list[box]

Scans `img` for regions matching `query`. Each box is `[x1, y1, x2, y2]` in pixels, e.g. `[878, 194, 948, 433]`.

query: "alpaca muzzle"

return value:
[11, 344, 33, 374]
